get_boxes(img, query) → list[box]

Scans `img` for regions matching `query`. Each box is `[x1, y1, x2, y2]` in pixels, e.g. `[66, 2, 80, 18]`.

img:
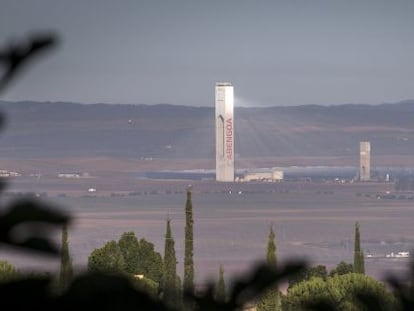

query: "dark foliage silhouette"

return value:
[386, 260, 414, 311]
[0, 33, 58, 92]
[0, 198, 70, 254]
[185, 261, 306, 311]
[0, 34, 68, 255]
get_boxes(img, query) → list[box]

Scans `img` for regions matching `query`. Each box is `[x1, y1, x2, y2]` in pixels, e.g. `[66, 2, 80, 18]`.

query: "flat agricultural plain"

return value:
[1, 175, 412, 286]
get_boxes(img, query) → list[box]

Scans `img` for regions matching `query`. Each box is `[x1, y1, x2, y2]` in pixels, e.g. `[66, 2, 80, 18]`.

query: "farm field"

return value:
[1, 178, 412, 285]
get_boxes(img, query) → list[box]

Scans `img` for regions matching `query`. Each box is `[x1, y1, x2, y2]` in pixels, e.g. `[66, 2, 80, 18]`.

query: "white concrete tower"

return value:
[215, 82, 234, 182]
[360, 141, 371, 181]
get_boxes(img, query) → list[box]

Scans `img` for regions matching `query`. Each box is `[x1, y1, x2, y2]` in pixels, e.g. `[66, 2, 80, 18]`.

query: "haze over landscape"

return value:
[0, 99, 414, 285]
[1, 1, 414, 309]
[1, 100, 414, 164]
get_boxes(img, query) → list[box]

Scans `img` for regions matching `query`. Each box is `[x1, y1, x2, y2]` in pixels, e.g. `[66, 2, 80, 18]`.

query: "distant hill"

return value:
[0, 100, 414, 159]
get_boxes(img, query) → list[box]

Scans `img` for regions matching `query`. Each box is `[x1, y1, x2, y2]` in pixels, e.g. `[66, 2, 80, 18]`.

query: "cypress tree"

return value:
[163, 219, 178, 308]
[184, 186, 194, 293]
[215, 265, 226, 303]
[353, 222, 365, 274]
[266, 226, 276, 266]
[59, 224, 73, 291]
[359, 251, 365, 274]
[258, 225, 280, 311]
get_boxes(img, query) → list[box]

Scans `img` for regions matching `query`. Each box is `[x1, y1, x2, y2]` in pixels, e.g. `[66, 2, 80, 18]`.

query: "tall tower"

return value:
[215, 82, 234, 182]
[360, 141, 371, 181]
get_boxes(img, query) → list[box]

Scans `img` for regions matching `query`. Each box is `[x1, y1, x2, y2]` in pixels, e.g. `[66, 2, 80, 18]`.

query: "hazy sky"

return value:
[1, 0, 414, 106]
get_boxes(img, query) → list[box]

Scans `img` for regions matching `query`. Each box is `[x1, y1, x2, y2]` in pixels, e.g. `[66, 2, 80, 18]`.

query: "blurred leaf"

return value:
[386, 262, 414, 311]
[0, 179, 6, 192]
[305, 300, 339, 311]
[0, 198, 70, 255]
[0, 199, 70, 227]
[0, 277, 53, 308]
[0, 33, 58, 92]
[231, 260, 306, 306]
[186, 260, 307, 311]
[355, 291, 390, 311]
[60, 272, 171, 311]
[12, 236, 60, 255]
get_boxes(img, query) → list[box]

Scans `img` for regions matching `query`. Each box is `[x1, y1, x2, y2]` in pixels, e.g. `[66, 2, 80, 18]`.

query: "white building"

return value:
[241, 169, 284, 182]
[0, 170, 21, 177]
[215, 82, 234, 182]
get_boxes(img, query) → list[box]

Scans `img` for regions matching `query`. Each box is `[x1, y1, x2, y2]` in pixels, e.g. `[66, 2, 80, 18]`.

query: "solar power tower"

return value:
[215, 82, 234, 182]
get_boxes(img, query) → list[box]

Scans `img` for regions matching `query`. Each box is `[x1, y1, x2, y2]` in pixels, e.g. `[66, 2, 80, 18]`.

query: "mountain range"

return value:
[0, 100, 413, 164]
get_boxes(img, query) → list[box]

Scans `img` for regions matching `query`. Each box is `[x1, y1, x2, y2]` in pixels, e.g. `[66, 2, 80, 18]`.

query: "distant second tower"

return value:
[215, 82, 234, 182]
[359, 141, 371, 181]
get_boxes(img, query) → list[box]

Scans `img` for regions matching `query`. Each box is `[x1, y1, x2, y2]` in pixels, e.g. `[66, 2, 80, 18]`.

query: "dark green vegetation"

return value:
[0, 260, 19, 282]
[163, 219, 180, 308]
[283, 273, 395, 311]
[288, 265, 328, 288]
[329, 261, 354, 277]
[215, 265, 226, 303]
[184, 187, 194, 293]
[59, 224, 73, 291]
[258, 225, 281, 311]
[353, 222, 365, 274]
[87, 232, 163, 285]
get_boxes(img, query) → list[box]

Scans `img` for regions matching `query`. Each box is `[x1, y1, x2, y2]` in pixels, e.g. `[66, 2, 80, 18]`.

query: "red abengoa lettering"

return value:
[226, 118, 233, 160]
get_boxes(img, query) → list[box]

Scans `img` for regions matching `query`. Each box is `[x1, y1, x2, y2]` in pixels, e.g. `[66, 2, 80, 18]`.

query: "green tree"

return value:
[184, 187, 194, 293]
[0, 260, 19, 283]
[163, 219, 179, 308]
[215, 265, 226, 303]
[59, 224, 73, 291]
[137, 238, 164, 284]
[87, 240, 126, 273]
[266, 226, 277, 266]
[176, 275, 183, 307]
[330, 261, 353, 277]
[307, 265, 328, 281]
[284, 276, 327, 311]
[117, 232, 163, 284]
[258, 225, 280, 311]
[133, 275, 159, 298]
[353, 222, 365, 274]
[288, 265, 328, 288]
[118, 231, 140, 274]
[284, 273, 394, 311]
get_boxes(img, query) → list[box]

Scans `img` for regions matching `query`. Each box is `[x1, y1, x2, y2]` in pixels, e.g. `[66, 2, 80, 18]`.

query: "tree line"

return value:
[54, 193, 395, 310]
[1, 184, 387, 310]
